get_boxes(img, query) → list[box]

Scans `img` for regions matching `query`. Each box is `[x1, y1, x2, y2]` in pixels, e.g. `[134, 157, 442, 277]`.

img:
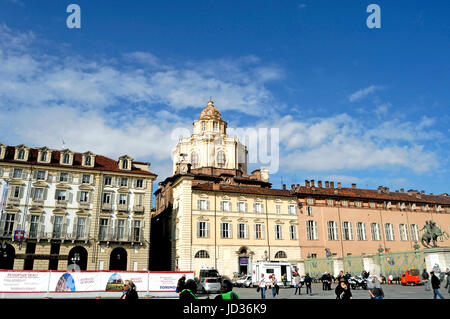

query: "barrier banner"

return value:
[0, 271, 50, 293]
[149, 272, 195, 292]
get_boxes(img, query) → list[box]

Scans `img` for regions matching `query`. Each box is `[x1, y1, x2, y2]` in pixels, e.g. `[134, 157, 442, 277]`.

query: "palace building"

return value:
[0, 143, 156, 271]
[152, 101, 450, 278]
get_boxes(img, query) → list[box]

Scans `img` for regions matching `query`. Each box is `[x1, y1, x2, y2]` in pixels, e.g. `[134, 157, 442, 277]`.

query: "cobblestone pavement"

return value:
[198, 283, 450, 300]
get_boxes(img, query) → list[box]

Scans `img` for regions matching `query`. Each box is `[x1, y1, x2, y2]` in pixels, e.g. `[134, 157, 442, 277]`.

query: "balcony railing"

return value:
[97, 227, 144, 243]
[78, 202, 90, 210]
[133, 205, 145, 213]
[31, 199, 44, 207]
[117, 204, 129, 212]
[55, 200, 68, 208]
[101, 203, 112, 210]
[6, 197, 20, 206]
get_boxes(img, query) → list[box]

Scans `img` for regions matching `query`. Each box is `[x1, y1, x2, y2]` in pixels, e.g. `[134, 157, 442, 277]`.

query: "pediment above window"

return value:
[79, 184, 94, 191]
[75, 210, 90, 217]
[32, 181, 49, 188]
[52, 208, 67, 215]
[55, 183, 72, 190]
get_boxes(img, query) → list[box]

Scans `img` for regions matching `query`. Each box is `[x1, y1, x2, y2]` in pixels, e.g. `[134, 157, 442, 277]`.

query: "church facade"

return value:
[152, 101, 450, 278]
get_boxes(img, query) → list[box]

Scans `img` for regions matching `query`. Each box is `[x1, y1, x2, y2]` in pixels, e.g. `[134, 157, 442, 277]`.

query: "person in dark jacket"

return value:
[422, 269, 430, 291]
[335, 278, 352, 300]
[214, 279, 240, 299]
[304, 273, 312, 295]
[176, 274, 186, 294]
[179, 279, 199, 300]
[121, 280, 138, 301]
[430, 271, 445, 299]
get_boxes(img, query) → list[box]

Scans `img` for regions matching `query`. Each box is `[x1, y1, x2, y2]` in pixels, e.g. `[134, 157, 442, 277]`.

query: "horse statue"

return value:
[420, 220, 450, 248]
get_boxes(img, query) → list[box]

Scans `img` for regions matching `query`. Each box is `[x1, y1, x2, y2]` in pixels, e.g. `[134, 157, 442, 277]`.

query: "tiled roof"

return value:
[294, 186, 450, 205]
[0, 146, 157, 177]
[192, 183, 294, 197]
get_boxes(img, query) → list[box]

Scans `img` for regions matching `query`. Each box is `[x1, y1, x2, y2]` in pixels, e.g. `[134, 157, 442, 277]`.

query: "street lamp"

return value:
[71, 252, 80, 265]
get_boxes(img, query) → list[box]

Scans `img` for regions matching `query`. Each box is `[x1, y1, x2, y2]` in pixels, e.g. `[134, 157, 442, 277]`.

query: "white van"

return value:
[251, 261, 295, 287]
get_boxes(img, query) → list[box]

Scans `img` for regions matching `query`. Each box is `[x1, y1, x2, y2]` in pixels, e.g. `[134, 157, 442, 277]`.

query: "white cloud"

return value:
[349, 85, 381, 102]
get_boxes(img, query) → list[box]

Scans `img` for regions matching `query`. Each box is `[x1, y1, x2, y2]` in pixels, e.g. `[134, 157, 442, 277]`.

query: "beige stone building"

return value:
[152, 101, 450, 278]
[0, 143, 156, 271]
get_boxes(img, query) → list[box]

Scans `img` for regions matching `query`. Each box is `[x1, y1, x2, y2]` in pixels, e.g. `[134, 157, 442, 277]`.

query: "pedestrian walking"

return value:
[445, 268, 450, 294]
[430, 271, 445, 299]
[270, 275, 278, 298]
[214, 279, 240, 299]
[282, 273, 288, 288]
[304, 273, 312, 295]
[335, 278, 352, 300]
[367, 275, 384, 300]
[179, 279, 199, 300]
[176, 274, 186, 294]
[257, 274, 269, 299]
[294, 274, 301, 295]
[121, 280, 138, 301]
[422, 268, 431, 291]
[336, 271, 344, 283]
[321, 272, 327, 290]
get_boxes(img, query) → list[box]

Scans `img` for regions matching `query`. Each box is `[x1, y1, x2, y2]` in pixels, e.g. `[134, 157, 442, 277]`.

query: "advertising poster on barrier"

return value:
[0, 271, 50, 293]
[148, 272, 195, 292]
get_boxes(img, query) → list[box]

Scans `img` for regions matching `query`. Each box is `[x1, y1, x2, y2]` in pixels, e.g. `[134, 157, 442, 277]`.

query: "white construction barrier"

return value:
[0, 270, 194, 298]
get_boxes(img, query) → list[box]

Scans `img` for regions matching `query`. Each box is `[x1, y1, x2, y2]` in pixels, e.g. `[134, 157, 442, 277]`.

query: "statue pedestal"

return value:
[423, 247, 450, 272]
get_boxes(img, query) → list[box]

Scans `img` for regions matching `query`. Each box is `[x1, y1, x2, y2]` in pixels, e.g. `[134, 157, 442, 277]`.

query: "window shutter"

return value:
[143, 179, 147, 188]
[18, 186, 24, 198]
[89, 192, 93, 204]
[91, 175, 95, 185]
[261, 203, 264, 213]
[197, 200, 201, 210]
[197, 222, 200, 237]
[76, 191, 81, 202]
[206, 200, 210, 210]
[244, 224, 248, 238]
[8, 169, 13, 178]
[262, 224, 265, 239]
[229, 223, 232, 238]
[253, 203, 257, 212]
[86, 218, 91, 237]
[314, 221, 318, 240]
[220, 201, 224, 211]
[68, 173, 73, 183]
[254, 224, 257, 239]
[206, 222, 210, 237]
[73, 217, 78, 235]
[50, 216, 55, 225]
[30, 188, 36, 199]
[114, 219, 118, 240]
[33, 170, 38, 179]
[68, 192, 73, 204]
[349, 222, 353, 240]
[56, 172, 61, 182]
[245, 202, 248, 212]
[22, 170, 27, 179]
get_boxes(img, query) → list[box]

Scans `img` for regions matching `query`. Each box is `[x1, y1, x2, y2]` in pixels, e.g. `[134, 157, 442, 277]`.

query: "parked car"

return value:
[234, 275, 252, 287]
[401, 269, 422, 286]
[197, 268, 222, 294]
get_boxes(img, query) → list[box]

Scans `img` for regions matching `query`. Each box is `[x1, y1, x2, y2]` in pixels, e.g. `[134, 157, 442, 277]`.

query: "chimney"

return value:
[384, 187, 390, 193]
[311, 180, 315, 187]
[325, 181, 330, 188]
[282, 184, 286, 190]
[305, 180, 310, 188]
[330, 182, 334, 189]
[337, 182, 341, 189]
[421, 190, 425, 195]
[291, 184, 295, 190]
[400, 188, 404, 193]
[318, 181, 323, 188]
[352, 183, 356, 189]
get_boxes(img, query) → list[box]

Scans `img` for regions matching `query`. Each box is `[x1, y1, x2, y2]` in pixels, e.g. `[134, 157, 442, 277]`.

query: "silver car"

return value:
[197, 277, 221, 294]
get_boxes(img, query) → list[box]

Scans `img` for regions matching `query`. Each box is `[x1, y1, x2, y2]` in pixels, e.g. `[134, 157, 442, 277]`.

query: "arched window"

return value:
[63, 153, 70, 164]
[85, 156, 91, 166]
[18, 149, 25, 160]
[201, 121, 206, 131]
[194, 250, 210, 258]
[191, 152, 199, 168]
[274, 251, 287, 259]
[217, 150, 225, 166]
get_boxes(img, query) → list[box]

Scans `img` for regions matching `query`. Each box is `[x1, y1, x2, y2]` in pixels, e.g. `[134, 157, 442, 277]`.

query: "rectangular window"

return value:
[82, 174, 91, 184]
[385, 223, 395, 241]
[306, 206, 313, 216]
[399, 224, 409, 241]
[221, 223, 232, 238]
[103, 176, 112, 186]
[237, 202, 247, 212]
[29, 215, 40, 238]
[411, 224, 419, 242]
[221, 201, 231, 212]
[12, 186, 21, 198]
[117, 219, 125, 240]
[198, 199, 209, 210]
[289, 225, 297, 240]
[254, 224, 264, 239]
[120, 178, 128, 187]
[306, 197, 314, 205]
[355, 201, 362, 208]
[36, 170, 46, 180]
[327, 221, 339, 240]
[306, 220, 318, 240]
[342, 221, 353, 240]
[99, 219, 109, 240]
[238, 223, 248, 239]
[3, 214, 15, 236]
[103, 193, 111, 204]
[370, 202, 376, 209]
[275, 224, 282, 240]
[133, 220, 141, 241]
[33, 188, 44, 200]
[342, 200, 348, 207]
[119, 194, 127, 205]
[288, 205, 296, 215]
[371, 223, 381, 241]
[327, 199, 333, 206]
[357, 222, 367, 241]
[80, 191, 89, 203]
[197, 221, 209, 238]
[275, 204, 281, 214]
[253, 202, 262, 213]
[52, 216, 63, 238]
[55, 189, 67, 201]
[76, 217, 86, 238]
[135, 179, 144, 188]
[13, 168, 23, 178]
[59, 172, 69, 182]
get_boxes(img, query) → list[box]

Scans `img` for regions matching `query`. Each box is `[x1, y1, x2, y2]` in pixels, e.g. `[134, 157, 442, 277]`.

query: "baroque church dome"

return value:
[199, 100, 221, 120]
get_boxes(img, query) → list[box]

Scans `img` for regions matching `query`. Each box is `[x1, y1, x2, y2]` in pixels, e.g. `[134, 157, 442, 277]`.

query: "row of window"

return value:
[5, 168, 146, 188]
[306, 220, 422, 242]
[195, 221, 298, 240]
[197, 199, 297, 214]
[190, 150, 226, 168]
[0, 213, 143, 241]
[194, 249, 288, 259]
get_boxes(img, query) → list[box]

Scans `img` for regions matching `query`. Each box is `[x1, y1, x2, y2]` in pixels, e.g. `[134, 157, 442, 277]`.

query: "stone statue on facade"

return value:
[420, 220, 449, 248]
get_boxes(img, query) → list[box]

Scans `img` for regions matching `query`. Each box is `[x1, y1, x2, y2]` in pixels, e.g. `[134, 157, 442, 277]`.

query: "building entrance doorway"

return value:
[0, 244, 15, 269]
[109, 247, 127, 271]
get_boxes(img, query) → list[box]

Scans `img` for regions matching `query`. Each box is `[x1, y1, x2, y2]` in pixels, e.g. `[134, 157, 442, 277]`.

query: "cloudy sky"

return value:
[0, 0, 449, 195]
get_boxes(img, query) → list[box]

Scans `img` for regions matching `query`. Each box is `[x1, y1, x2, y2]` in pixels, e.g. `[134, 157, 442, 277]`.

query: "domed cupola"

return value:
[199, 100, 221, 121]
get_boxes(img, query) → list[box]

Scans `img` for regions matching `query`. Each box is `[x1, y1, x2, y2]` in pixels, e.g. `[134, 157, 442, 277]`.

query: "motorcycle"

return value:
[348, 275, 367, 290]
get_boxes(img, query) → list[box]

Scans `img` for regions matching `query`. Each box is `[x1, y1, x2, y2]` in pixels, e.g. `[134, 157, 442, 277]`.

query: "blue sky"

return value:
[0, 0, 449, 195]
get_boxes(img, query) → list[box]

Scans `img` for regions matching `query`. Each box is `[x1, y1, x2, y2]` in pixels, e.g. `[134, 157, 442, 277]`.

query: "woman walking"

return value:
[335, 278, 352, 300]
